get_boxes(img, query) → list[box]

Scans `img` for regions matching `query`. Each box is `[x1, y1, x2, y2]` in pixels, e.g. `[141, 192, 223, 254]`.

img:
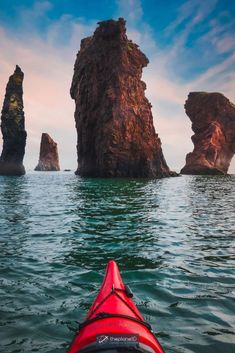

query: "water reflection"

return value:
[0, 175, 30, 250]
[182, 175, 235, 273]
[64, 178, 164, 269]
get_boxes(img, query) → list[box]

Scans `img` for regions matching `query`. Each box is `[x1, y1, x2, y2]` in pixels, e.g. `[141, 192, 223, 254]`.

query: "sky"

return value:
[0, 0, 234, 172]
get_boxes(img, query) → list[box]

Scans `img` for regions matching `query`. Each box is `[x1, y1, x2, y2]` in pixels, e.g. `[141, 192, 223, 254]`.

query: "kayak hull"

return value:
[68, 261, 164, 353]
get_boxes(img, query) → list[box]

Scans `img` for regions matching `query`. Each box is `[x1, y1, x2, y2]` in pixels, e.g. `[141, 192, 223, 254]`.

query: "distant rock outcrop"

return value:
[0, 65, 27, 176]
[70, 18, 175, 177]
[35, 133, 60, 171]
[181, 92, 235, 175]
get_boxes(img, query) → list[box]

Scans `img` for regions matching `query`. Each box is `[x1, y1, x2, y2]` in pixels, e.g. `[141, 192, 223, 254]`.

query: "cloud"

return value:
[191, 53, 235, 92]
[0, 4, 95, 170]
[116, 0, 143, 23]
[161, 0, 235, 76]
[216, 36, 234, 54]
[203, 17, 235, 56]
[165, 0, 218, 36]
[19, 0, 52, 19]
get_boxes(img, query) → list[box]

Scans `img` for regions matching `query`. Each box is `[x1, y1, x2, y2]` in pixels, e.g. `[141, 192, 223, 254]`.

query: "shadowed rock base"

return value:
[71, 18, 176, 178]
[0, 162, 25, 176]
[0, 65, 27, 176]
[181, 165, 225, 175]
[181, 92, 235, 175]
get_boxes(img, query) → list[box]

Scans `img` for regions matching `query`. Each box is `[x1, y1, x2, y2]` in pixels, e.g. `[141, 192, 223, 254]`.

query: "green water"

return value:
[0, 172, 234, 353]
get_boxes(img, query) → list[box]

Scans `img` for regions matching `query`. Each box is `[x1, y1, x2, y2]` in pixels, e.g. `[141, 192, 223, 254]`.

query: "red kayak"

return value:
[68, 260, 165, 353]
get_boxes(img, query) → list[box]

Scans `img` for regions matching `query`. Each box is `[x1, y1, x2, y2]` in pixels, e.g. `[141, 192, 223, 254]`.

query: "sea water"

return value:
[0, 172, 234, 353]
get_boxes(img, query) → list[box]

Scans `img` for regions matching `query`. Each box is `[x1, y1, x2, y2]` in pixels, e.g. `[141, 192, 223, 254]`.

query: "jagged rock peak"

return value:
[0, 65, 27, 176]
[95, 17, 127, 39]
[181, 92, 235, 175]
[35, 133, 60, 171]
[70, 18, 175, 178]
[15, 64, 23, 74]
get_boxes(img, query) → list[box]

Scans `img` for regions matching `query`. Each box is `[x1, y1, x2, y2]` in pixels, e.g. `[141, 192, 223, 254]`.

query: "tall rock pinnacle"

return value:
[70, 18, 174, 177]
[181, 92, 235, 175]
[0, 65, 27, 175]
[35, 133, 60, 171]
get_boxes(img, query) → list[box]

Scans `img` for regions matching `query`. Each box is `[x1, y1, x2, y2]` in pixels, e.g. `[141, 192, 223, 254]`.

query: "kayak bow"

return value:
[68, 260, 165, 353]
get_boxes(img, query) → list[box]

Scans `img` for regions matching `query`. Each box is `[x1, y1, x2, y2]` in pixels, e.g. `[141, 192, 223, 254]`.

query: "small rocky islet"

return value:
[0, 65, 27, 176]
[0, 18, 235, 177]
[35, 133, 60, 171]
[181, 92, 235, 175]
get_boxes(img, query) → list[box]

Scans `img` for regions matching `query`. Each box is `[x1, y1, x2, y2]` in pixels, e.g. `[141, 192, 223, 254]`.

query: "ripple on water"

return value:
[0, 172, 235, 353]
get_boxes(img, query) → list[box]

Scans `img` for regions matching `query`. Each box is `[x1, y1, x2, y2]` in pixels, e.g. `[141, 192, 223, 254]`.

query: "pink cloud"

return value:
[0, 17, 92, 170]
[216, 36, 235, 54]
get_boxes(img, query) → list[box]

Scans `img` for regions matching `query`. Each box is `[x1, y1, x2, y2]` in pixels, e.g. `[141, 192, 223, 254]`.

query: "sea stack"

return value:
[70, 18, 174, 177]
[181, 92, 235, 175]
[0, 65, 27, 176]
[35, 133, 60, 171]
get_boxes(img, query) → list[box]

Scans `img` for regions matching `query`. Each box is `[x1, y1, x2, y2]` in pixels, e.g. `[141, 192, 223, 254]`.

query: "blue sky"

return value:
[0, 0, 234, 172]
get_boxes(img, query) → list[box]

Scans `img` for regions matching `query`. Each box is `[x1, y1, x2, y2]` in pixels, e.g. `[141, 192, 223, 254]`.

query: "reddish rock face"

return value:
[0, 65, 27, 176]
[181, 92, 235, 175]
[35, 133, 60, 171]
[70, 18, 174, 177]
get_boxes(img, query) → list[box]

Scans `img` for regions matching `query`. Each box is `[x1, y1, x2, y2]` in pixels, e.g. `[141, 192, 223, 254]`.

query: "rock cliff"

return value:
[35, 133, 60, 171]
[70, 18, 174, 177]
[0, 65, 27, 175]
[181, 92, 235, 175]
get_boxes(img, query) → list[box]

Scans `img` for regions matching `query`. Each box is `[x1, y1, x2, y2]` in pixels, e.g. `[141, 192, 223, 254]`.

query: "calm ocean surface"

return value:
[0, 172, 234, 353]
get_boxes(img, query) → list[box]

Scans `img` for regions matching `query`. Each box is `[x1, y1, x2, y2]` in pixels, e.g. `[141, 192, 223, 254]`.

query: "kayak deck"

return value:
[68, 261, 165, 353]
